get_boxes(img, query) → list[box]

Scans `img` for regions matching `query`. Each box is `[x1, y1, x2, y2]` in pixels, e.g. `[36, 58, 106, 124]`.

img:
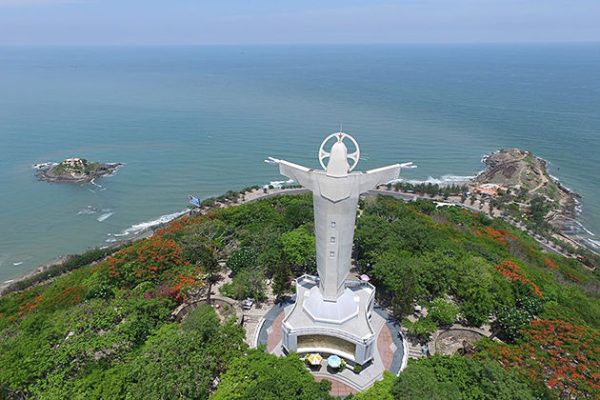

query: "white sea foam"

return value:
[575, 221, 596, 237]
[264, 179, 295, 189]
[585, 238, 600, 250]
[114, 210, 188, 237]
[12, 262, 23, 266]
[104, 163, 124, 177]
[480, 150, 499, 165]
[90, 179, 103, 189]
[77, 206, 98, 215]
[97, 212, 114, 222]
[388, 175, 474, 186]
[32, 162, 57, 170]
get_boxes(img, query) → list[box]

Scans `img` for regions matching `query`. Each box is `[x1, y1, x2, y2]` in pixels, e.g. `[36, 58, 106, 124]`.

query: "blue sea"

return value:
[1, 44, 599, 282]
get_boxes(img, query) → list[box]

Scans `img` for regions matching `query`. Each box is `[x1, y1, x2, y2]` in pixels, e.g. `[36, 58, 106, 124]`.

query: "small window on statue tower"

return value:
[330, 221, 336, 228]
[330, 237, 336, 243]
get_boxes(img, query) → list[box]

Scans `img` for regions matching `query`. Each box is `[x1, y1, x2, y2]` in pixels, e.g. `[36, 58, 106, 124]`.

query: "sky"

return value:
[0, 0, 599, 45]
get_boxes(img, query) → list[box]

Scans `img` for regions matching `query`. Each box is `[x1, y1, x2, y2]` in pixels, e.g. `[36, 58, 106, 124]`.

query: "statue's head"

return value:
[319, 132, 360, 177]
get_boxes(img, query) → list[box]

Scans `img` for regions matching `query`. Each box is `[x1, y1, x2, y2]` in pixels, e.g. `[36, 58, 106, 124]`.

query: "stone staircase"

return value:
[407, 344, 425, 359]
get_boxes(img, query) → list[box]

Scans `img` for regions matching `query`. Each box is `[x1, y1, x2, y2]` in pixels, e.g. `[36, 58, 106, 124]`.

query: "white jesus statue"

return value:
[269, 132, 402, 302]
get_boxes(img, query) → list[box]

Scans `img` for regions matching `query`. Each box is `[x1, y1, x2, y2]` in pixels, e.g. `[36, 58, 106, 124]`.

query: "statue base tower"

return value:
[282, 275, 376, 364]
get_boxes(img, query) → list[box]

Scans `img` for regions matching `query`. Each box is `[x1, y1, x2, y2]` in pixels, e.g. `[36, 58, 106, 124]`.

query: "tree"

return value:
[272, 263, 291, 302]
[493, 306, 532, 342]
[182, 239, 220, 303]
[210, 350, 333, 400]
[220, 269, 267, 301]
[88, 305, 246, 400]
[393, 356, 536, 400]
[453, 257, 495, 326]
[351, 371, 395, 400]
[373, 251, 422, 319]
[416, 251, 458, 298]
[428, 298, 459, 327]
[283, 199, 313, 229]
[281, 226, 316, 274]
[492, 281, 544, 341]
[226, 247, 257, 276]
[402, 317, 438, 342]
[528, 196, 551, 230]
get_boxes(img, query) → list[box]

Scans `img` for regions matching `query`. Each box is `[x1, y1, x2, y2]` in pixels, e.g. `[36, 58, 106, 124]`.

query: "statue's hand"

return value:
[264, 157, 282, 165]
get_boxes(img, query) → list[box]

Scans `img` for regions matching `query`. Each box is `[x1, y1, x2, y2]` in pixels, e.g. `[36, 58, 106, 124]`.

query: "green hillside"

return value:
[0, 193, 598, 399]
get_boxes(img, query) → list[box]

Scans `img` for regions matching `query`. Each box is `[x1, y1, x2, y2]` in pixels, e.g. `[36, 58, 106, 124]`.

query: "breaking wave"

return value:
[264, 179, 295, 189]
[96, 212, 114, 222]
[111, 210, 188, 238]
[585, 238, 600, 250]
[77, 206, 98, 215]
[32, 162, 57, 170]
[388, 175, 474, 186]
[103, 163, 124, 177]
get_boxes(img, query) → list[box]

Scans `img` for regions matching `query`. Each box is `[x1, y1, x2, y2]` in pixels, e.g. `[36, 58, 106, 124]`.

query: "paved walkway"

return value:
[315, 374, 357, 397]
[266, 310, 285, 352]
[377, 324, 394, 369]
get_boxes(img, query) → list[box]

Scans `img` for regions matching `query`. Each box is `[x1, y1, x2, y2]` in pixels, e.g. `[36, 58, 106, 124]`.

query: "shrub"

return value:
[428, 298, 459, 327]
[220, 269, 266, 301]
[226, 247, 257, 276]
[403, 317, 438, 341]
[394, 356, 537, 400]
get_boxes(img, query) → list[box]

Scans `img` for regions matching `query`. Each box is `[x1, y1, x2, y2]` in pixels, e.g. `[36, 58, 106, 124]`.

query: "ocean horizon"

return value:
[1, 44, 599, 282]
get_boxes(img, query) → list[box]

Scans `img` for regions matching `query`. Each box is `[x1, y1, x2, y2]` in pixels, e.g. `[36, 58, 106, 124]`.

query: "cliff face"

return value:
[37, 159, 121, 183]
[475, 148, 577, 232]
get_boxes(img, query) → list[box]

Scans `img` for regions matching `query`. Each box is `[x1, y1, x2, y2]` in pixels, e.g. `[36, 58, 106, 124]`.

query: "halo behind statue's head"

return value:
[319, 132, 360, 177]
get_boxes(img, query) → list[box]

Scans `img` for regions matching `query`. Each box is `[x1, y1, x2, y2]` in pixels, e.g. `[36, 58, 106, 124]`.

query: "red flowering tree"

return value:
[105, 234, 188, 288]
[544, 257, 558, 271]
[495, 260, 543, 298]
[480, 226, 518, 245]
[482, 320, 600, 398]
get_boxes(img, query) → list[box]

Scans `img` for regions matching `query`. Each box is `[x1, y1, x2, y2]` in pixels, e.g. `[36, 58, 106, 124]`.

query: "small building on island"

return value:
[62, 157, 86, 168]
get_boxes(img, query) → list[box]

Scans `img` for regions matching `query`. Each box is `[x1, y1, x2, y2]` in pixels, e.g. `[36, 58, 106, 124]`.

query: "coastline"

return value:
[0, 186, 306, 296]
[3, 153, 597, 296]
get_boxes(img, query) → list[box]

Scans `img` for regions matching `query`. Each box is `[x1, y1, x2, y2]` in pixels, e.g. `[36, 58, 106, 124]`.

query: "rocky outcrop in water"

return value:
[36, 158, 122, 183]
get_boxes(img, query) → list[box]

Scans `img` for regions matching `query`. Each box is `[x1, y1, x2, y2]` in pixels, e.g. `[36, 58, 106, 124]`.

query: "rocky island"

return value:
[36, 158, 122, 183]
[474, 148, 579, 234]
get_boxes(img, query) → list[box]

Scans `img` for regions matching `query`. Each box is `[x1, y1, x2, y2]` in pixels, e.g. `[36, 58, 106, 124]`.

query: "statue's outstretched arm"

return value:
[268, 157, 315, 190]
[359, 164, 401, 193]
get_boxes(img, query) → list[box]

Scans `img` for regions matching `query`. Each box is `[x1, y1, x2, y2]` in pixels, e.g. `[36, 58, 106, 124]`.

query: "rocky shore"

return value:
[35, 158, 122, 183]
[474, 148, 580, 234]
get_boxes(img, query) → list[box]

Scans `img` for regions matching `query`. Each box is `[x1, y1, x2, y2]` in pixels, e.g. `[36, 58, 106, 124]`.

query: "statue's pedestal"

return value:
[282, 274, 376, 365]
